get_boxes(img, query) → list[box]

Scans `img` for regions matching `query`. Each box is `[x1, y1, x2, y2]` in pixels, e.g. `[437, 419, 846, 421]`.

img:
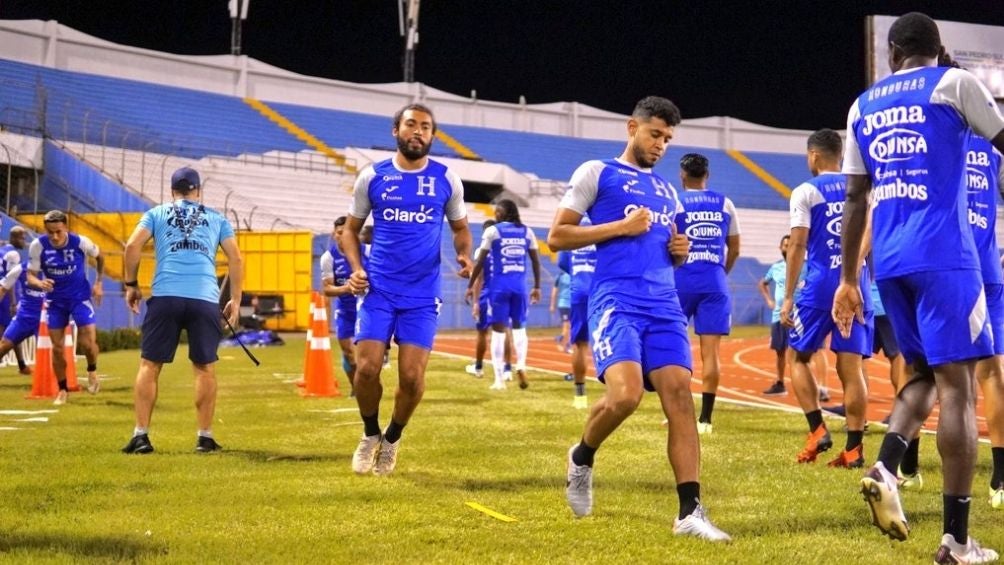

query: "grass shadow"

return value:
[0, 532, 168, 560]
[227, 449, 348, 464]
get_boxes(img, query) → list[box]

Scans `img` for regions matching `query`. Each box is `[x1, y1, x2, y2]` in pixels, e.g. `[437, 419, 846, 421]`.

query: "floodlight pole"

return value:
[400, 0, 421, 82]
[229, 0, 251, 56]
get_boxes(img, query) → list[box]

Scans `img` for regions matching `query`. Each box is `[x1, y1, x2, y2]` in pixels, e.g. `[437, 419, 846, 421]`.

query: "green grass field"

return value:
[1, 338, 1001, 563]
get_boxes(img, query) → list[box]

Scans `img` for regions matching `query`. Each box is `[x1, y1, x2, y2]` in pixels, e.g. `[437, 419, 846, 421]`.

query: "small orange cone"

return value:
[301, 292, 340, 397]
[64, 323, 80, 392]
[26, 304, 58, 399]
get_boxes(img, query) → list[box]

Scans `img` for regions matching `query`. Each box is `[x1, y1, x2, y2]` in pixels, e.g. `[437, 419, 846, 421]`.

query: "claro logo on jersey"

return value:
[623, 204, 674, 226]
[383, 204, 436, 223]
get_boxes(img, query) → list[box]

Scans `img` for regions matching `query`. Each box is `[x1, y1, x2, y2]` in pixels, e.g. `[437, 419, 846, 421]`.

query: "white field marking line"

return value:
[0, 427, 20, 431]
[329, 421, 359, 428]
[0, 410, 58, 415]
[273, 373, 303, 378]
[307, 408, 358, 414]
[733, 342, 892, 389]
[733, 342, 990, 444]
[10, 417, 48, 422]
[431, 349, 601, 381]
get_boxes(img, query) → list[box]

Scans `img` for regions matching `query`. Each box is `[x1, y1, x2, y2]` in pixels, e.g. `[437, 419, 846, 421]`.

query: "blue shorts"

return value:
[487, 290, 527, 327]
[986, 283, 1004, 356]
[141, 296, 223, 364]
[678, 291, 732, 335]
[0, 294, 12, 327]
[46, 298, 97, 329]
[570, 301, 589, 344]
[789, 303, 873, 357]
[589, 299, 692, 391]
[769, 321, 788, 352]
[3, 312, 40, 344]
[355, 288, 440, 350]
[475, 294, 491, 332]
[877, 270, 993, 365]
[334, 307, 356, 341]
[873, 315, 900, 358]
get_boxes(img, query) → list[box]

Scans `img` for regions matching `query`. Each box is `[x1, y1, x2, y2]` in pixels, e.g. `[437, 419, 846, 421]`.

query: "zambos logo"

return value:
[684, 222, 722, 240]
[868, 128, 928, 163]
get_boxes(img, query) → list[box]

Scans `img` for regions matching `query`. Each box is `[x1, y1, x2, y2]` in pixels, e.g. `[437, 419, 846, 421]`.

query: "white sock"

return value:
[490, 331, 507, 383]
[134, 427, 148, 437]
[198, 429, 214, 438]
[512, 327, 528, 370]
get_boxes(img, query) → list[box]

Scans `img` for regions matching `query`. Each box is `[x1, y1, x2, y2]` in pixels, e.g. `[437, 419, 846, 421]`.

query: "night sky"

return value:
[3, 0, 1002, 130]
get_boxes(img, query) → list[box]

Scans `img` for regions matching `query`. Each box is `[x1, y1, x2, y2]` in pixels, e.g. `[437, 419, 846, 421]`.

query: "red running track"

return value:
[432, 335, 991, 438]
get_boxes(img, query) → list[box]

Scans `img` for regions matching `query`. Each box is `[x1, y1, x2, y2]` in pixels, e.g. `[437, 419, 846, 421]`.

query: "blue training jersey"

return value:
[559, 158, 685, 318]
[558, 245, 597, 306]
[0, 243, 20, 311]
[138, 200, 234, 303]
[349, 158, 467, 299]
[843, 65, 1004, 280]
[966, 134, 1004, 285]
[28, 233, 99, 302]
[789, 172, 872, 311]
[674, 189, 739, 294]
[479, 221, 538, 294]
[15, 262, 45, 314]
[320, 244, 357, 312]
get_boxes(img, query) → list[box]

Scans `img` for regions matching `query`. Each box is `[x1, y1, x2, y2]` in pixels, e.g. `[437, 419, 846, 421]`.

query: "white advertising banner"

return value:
[870, 15, 1004, 97]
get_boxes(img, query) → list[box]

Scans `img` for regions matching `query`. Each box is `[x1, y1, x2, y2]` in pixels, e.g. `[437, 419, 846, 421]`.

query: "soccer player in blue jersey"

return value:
[551, 269, 571, 352]
[549, 96, 729, 541]
[558, 239, 597, 409]
[833, 13, 1004, 561]
[27, 210, 104, 405]
[320, 216, 358, 395]
[120, 167, 243, 454]
[0, 227, 42, 373]
[342, 103, 472, 476]
[674, 153, 740, 434]
[468, 199, 541, 391]
[0, 226, 31, 375]
[759, 235, 791, 395]
[965, 133, 1004, 509]
[464, 219, 509, 379]
[780, 129, 873, 469]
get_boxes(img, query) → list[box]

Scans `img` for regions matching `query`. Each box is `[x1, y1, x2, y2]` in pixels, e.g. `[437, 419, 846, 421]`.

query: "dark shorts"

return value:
[872, 315, 900, 358]
[558, 307, 571, 322]
[769, 321, 788, 352]
[141, 296, 223, 364]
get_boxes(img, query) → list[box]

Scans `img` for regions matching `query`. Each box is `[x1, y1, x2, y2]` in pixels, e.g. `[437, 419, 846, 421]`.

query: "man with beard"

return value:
[549, 96, 729, 541]
[341, 103, 473, 476]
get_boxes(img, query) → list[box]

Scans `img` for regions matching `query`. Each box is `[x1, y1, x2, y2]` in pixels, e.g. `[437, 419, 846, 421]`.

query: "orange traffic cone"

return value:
[301, 292, 340, 397]
[26, 304, 58, 399]
[64, 323, 80, 392]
